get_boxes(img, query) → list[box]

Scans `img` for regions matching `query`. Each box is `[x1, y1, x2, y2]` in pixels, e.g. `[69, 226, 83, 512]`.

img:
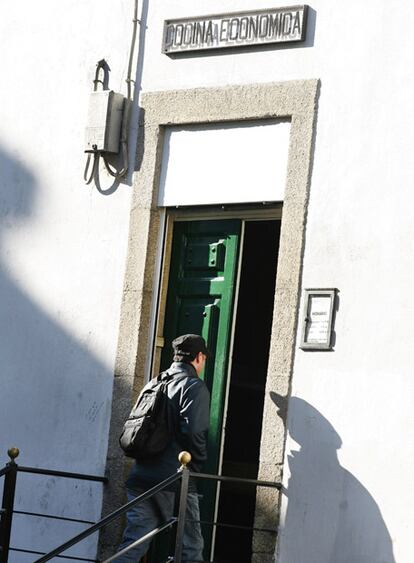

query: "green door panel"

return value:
[200, 301, 220, 394]
[161, 220, 241, 471]
[157, 219, 241, 560]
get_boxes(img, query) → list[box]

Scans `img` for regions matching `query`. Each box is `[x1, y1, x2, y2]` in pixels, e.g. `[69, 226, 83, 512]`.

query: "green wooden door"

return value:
[160, 219, 241, 558]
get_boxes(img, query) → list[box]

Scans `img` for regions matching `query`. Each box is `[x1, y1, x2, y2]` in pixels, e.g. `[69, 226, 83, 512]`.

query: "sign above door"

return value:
[162, 5, 308, 54]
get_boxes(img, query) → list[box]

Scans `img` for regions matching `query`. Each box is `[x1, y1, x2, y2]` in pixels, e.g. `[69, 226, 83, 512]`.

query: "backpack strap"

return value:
[130, 370, 191, 411]
[157, 370, 172, 383]
[158, 370, 191, 385]
[130, 373, 169, 412]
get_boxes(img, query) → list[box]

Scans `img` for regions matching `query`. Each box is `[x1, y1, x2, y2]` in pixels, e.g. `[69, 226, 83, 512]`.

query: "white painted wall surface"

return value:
[158, 121, 291, 206]
[138, 1, 414, 561]
[2, 0, 414, 561]
[0, 1, 139, 560]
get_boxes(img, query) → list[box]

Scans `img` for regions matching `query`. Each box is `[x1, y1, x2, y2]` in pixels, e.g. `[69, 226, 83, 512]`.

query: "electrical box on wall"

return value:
[85, 90, 124, 153]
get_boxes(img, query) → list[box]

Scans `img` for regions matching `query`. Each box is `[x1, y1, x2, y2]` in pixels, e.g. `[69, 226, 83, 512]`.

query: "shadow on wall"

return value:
[0, 144, 114, 559]
[271, 393, 395, 563]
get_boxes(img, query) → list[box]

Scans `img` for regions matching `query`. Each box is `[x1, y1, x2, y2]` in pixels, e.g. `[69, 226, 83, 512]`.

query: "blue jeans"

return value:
[113, 488, 204, 563]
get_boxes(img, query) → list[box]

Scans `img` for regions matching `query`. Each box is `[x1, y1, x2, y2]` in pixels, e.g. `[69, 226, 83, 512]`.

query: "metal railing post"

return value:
[0, 448, 20, 563]
[173, 452, 191, 563]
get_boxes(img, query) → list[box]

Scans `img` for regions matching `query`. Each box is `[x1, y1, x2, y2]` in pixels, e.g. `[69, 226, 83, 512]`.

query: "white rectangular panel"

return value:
[158, 120, 290, 207]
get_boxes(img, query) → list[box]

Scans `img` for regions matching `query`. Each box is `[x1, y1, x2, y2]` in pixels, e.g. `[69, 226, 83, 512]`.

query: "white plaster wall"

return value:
[139, 1, 414, 561]
[0, 1, 138, 559]
[2, 0, 414, 560]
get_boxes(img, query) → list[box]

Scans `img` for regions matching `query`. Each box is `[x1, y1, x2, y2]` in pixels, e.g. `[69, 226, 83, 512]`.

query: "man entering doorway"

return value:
[114, 334, 210, 563]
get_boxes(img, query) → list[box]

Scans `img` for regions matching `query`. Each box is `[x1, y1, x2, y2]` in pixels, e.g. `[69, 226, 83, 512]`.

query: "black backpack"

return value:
[119, 371, 177, 460]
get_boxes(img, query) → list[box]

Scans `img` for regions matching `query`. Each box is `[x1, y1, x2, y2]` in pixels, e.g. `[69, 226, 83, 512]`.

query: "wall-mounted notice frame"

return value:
[300, 289, 337, 350]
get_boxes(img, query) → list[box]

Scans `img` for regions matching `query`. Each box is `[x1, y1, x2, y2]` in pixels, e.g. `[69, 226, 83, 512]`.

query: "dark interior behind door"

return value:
[214, 220, 280, 562]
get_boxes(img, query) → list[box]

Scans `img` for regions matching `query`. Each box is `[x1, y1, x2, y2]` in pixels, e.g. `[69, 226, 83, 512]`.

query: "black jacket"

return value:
[126, 362, 210, 491]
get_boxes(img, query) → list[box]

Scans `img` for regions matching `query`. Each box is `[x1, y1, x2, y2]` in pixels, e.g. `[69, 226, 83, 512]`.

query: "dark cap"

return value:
[172, 334, 209, 358]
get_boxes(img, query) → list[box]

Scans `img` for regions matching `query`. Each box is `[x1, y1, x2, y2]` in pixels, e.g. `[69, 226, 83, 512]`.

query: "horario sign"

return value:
[162, 5, 308, 54]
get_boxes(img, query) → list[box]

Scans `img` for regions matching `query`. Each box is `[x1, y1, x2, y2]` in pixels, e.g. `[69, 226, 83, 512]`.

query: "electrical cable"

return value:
[126, 0, 139, 100]
[103, 0, 139, 181]
[83, 150, 100, 185]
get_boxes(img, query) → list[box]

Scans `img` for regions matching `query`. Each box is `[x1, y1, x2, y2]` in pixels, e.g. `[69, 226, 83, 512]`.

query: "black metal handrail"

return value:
[102, 518, 177, 563]
[2, 448, 282, 563]
[13, 510, 96, 525]
[0, 448, 108, 563]
[17, 466, 108, 483]
[189, 518, 277, 535]
[37, 451, 282, 563]
[34, 472, 182, 563]
[192, 471, 282, 489]
[11, 547, 100, 562]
